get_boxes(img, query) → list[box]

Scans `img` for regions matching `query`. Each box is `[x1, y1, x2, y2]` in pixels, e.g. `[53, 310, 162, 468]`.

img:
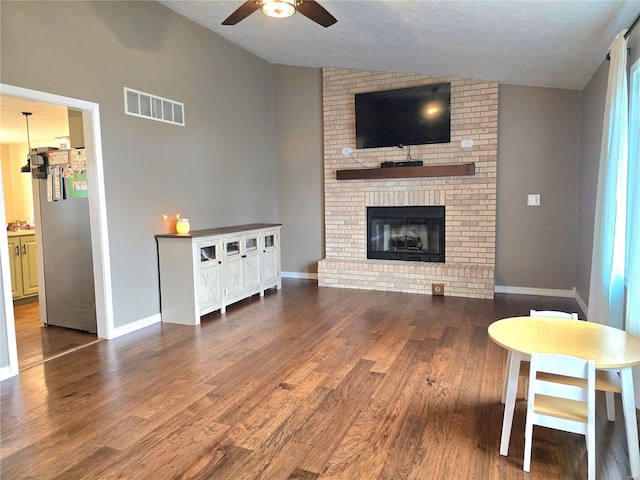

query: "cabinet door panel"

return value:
[243, 255, 261, 292]
[262, 249, 278, 286]
[22, 237, 39, 296]
[221, 257, 243, 298]
[261, 231, 280, 288]
[8, 237, 22, 299]
[199, 263, 221, 312]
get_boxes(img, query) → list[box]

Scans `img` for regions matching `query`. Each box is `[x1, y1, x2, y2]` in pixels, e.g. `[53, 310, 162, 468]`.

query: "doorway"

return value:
[0, 84, 114, 380]
[1, 96, 99, 369]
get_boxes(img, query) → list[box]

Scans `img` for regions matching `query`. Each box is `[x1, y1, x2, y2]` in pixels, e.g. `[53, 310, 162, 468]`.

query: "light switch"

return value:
[527, 194, 541, 206]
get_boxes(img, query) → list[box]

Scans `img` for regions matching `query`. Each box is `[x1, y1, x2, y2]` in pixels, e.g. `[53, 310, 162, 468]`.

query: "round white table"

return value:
[488, 316, 640, 477]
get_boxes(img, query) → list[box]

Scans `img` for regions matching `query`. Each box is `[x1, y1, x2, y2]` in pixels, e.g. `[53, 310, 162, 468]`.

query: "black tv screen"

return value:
[355, 83, 451, 149]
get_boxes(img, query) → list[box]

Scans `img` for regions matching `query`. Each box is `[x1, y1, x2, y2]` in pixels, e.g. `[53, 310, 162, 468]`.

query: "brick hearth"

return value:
[318, 68, 498, 299]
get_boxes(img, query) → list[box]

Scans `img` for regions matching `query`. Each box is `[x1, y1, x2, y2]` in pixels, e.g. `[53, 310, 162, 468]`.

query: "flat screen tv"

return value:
[355, 83, 451, 149]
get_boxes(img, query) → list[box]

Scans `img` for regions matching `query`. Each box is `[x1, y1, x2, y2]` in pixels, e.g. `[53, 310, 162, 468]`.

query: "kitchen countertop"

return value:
[7, 229, 36, 237]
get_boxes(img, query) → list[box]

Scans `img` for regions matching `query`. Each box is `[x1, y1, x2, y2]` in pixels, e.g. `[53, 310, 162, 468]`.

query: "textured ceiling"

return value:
[160, 0, 640, 91]
[2, 1, 637, 147]
[0, 96, 70, 145]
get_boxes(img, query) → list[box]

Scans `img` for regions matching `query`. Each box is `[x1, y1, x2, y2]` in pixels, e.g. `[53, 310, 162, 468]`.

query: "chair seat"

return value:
[518, 361, 621, 393]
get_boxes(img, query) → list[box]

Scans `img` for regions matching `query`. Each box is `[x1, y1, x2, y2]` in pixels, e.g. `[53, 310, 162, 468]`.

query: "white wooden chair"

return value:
[523, 352, 596, 480]
[502, 310, 577, 403]
[501, 310, 620, 421]
[529, 309, 578, 320]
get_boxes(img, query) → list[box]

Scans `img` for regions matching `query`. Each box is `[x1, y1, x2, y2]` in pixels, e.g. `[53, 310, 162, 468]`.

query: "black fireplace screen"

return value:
[367, 206, 445, 262]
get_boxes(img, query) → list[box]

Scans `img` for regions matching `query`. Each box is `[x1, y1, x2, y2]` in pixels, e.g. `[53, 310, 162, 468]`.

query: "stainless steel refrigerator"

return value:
[35, 156, 96, 333]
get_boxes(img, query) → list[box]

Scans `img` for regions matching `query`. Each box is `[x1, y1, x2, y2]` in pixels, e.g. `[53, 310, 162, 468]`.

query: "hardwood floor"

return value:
[1, 279, 637, 479]
[13, 301, 100, 371]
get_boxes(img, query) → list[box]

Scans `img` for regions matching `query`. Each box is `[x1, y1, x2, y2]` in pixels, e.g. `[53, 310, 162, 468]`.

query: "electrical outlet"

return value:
[527, 194, 541, 206]
[342, 147, 352, 155]
[461, 139, 473, 148]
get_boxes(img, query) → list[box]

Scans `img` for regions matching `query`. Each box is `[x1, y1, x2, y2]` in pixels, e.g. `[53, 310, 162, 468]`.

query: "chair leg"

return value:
[605, 391, 615, 421]
[587, 427, 596, 480]
[523, 418, 534, 472]
[523, 363, 537, 473]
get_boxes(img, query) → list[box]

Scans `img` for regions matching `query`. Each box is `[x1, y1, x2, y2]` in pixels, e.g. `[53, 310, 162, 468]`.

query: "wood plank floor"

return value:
[1, 279, 637, 479]
[13, 302, 99, 371]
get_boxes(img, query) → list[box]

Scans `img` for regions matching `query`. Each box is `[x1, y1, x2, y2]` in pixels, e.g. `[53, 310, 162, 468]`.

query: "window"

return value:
[625, 58, 640, 334]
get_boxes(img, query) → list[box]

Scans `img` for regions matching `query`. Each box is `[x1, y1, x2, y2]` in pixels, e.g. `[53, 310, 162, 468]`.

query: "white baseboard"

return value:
[281, 272, 318, 280]
[111, 313, 161, 338]
[494, 285, 576, 298]
[0, 365, 17, 382]
[574, 290, 588, 317]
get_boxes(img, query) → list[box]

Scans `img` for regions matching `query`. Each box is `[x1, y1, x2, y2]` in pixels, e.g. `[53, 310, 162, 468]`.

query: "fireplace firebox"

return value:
[367, 206, 445, 262]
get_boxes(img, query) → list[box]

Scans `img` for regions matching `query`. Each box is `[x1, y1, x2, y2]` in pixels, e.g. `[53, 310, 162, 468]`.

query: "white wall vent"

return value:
[124, 87, 185, 126]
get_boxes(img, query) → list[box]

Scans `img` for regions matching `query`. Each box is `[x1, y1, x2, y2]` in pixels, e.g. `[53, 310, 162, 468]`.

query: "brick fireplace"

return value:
[317, 68, 498, 299]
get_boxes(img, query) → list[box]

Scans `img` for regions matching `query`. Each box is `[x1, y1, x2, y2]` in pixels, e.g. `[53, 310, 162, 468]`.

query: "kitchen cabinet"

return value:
[156, 223, 281, 325]
[8, 232, 38, 300]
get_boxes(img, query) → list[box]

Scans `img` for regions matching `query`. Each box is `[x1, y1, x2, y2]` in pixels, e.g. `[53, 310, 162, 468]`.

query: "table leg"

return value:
[620, 367, 640, 478]
[501, 351, 512, 404]
[500, 350, 522, 456]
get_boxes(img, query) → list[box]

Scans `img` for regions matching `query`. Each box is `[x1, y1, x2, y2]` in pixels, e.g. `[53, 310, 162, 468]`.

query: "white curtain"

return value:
[626, 57, 640, 405]
[588, 30, 628, 330]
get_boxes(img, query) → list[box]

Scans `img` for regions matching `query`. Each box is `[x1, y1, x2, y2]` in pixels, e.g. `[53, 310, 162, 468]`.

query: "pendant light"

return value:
[20, 111, 46, 177]
[20, 112, 32, 173]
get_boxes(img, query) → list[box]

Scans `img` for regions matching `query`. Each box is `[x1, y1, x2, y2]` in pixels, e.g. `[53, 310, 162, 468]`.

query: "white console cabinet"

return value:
[156, 223, 281, 325]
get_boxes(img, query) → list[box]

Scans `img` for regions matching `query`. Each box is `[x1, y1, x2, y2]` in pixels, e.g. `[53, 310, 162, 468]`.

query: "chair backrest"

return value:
[527, 352, 595, 432]
[530, 309, 578, 320]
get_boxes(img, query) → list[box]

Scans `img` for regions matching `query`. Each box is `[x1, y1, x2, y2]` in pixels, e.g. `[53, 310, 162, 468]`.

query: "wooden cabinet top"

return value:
[155, 223, 281, 240]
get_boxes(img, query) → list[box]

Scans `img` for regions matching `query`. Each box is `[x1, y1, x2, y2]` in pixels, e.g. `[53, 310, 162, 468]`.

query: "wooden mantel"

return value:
[336, 162, 475, 180]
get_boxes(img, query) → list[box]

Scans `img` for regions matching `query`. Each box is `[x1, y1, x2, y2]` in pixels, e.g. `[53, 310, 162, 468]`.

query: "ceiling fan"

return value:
[222, 0, 337, 28]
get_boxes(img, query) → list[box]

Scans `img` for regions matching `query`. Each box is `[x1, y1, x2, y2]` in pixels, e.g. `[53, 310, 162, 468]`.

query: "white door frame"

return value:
[0, 84, 114, 380]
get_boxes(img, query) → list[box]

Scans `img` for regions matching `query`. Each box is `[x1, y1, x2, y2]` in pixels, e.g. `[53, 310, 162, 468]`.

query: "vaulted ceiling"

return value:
[160, 0, 640, 90]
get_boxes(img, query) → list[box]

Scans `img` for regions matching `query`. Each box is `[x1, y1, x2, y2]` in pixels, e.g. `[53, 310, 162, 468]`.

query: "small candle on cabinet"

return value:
[176, 218, 190, 234]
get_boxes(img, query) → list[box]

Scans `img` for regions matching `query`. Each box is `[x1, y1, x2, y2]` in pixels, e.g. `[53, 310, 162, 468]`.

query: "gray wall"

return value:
[272, 65, 324, 275]
[1, 1, 277, 328]
[576, 61, 608, 303]
[496, 84, 582, 290]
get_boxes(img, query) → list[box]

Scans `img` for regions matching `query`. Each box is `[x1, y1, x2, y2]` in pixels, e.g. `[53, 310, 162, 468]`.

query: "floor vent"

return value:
[124, 87, 184, 126]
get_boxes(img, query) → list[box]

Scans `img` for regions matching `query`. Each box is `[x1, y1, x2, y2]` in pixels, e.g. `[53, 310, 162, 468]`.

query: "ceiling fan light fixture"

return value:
[261, 0, 296, 19]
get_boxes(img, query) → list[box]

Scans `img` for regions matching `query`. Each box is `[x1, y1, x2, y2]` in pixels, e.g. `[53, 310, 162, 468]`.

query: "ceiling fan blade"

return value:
[222, 1, 260, 25]
[296, 0, 337, 28]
